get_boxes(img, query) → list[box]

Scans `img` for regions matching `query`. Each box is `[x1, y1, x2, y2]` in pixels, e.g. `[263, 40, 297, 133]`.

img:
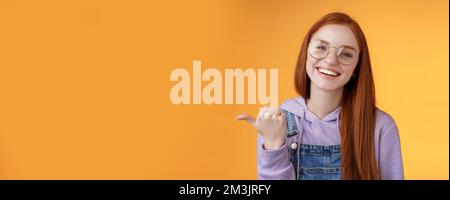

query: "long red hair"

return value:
[295, 12, 380, 179]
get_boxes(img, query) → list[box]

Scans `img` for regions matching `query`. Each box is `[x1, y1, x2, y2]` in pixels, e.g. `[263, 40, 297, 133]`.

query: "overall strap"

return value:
[282, 109, 302, 180]
[284, 110, 299, 137]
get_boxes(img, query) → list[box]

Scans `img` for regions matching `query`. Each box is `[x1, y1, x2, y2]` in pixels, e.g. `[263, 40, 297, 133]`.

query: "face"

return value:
[306, 24, 360, 92]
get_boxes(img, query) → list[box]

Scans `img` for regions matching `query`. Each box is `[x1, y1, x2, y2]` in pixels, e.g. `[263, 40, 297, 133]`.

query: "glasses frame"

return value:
[308, 39, 359, 65]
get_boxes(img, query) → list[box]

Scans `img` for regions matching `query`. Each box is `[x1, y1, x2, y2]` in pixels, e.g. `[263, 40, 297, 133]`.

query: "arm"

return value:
[257, 134, 295, 180]
[236, 107, 294, 180]
[379, 121, 404, 180]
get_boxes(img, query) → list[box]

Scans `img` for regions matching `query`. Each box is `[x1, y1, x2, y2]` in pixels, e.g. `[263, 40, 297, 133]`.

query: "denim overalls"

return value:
[283, 109, 342, 180]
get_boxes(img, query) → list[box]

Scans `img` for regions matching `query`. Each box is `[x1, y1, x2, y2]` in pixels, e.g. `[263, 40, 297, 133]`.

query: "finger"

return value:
[261, 107, 269, 114]
[235, 114, 256, 128]
[258, 107, 269, 117]
[277, 112, 285, 121]
[274, 108, 282, 116]
[263, 111, 272, 119]
[268, 107, 277, 115]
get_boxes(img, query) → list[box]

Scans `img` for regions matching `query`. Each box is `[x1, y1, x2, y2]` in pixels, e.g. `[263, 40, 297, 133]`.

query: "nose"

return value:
[324, 48, 339, 66]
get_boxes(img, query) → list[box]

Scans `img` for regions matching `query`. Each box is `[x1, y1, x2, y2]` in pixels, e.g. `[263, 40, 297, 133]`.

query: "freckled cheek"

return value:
[305, 58, 317, 73]
[339, 63, 356, 74]
[305, 63, 315, 78]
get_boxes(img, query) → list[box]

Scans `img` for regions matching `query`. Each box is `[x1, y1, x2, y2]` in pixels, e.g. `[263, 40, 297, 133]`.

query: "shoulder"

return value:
[375, 108, 398, 136]
[280, 96, 303, 105]
[279, 96, 306, 117]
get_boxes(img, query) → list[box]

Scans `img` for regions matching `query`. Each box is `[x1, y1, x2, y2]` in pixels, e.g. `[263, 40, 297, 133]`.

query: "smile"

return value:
[316, 66, 341, 77]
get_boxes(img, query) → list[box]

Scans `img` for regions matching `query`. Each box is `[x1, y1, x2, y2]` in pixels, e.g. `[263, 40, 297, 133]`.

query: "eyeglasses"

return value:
[308, 39, 359, 65]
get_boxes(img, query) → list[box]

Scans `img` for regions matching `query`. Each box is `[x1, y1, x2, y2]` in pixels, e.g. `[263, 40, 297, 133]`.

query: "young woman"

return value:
[236, 12, 404, 180]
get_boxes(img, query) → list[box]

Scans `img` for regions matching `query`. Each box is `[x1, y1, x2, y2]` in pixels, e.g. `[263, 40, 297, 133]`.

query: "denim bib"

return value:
[283, 110, 342, 180]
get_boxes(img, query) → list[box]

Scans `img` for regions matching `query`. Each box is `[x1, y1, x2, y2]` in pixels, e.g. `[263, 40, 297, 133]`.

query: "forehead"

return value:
[310, 24, 359, 50]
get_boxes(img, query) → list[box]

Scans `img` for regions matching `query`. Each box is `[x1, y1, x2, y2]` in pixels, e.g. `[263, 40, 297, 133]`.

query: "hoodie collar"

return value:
[292, 96, 341, 123]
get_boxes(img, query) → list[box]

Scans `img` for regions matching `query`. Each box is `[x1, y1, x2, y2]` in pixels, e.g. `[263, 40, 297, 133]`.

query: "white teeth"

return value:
[318, 67, 339, 76]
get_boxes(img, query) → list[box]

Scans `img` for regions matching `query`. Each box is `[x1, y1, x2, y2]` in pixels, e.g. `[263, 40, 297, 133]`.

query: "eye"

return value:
[316, 45, 327, 51]
[341, 52, 353, 58]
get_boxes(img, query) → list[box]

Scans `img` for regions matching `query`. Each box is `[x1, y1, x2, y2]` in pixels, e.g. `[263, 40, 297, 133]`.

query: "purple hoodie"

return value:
[257, 96, 404, 180]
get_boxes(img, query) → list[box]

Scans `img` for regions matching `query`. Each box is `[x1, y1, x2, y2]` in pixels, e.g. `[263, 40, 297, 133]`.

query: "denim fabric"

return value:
[283, 110, 341, 180]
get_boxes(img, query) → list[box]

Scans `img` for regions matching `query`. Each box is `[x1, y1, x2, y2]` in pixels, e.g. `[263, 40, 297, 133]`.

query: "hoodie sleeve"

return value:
[379, 118, 404, 180]
[257, 134, 296, 180]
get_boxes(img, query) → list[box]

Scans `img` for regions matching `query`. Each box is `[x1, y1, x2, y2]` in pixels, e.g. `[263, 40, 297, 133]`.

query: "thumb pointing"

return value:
[235, 114, 256, 128]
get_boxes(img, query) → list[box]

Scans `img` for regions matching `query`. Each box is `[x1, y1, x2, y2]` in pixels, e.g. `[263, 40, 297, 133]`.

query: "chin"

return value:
[312, 80, 345, 91]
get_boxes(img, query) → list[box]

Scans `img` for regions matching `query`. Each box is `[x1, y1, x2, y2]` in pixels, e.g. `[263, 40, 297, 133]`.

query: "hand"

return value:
[236, 107, 286, 150]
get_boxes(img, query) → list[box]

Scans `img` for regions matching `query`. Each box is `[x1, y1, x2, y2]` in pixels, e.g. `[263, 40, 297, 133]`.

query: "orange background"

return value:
[0, 0, 448, 179]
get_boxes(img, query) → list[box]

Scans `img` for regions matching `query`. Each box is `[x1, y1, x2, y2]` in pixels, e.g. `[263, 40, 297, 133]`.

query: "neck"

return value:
[307, 84, 343, 119]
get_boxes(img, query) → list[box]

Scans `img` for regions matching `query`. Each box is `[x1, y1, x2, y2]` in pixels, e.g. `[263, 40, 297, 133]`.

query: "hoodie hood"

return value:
[279, 96, 341, 123]
[279, 96, 342, 146]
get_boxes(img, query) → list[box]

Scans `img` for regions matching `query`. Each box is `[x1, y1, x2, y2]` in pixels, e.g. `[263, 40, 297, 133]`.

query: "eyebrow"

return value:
[316, 39, 358, 51]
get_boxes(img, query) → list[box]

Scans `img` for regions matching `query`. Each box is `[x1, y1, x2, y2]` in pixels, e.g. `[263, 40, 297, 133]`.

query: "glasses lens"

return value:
[309, 40, 328, 59]
[337, 47, 357, 65]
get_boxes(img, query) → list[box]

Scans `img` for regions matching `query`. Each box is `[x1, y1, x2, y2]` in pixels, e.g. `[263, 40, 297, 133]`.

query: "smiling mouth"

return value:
[315, 66, 341, 77]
